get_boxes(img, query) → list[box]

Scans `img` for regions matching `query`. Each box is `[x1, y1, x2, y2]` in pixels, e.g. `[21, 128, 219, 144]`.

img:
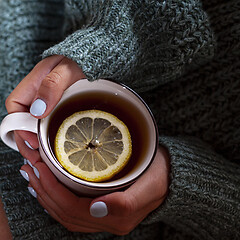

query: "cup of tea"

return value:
[0, 79, 158, 196]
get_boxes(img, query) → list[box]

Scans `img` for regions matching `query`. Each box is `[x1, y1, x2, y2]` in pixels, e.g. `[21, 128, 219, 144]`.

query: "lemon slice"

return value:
[54, 110, 132, 182]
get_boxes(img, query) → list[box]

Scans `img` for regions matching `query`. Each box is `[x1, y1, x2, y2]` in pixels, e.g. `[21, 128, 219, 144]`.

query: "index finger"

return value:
[5, 55, 64, 113]
[34, 161, 92, 213]
[21, 163, 102, 232]
[30, 57, 86, 118]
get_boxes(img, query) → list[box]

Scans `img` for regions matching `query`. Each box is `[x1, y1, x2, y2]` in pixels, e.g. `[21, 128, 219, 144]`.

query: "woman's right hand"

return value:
[5, 55, 86, 163]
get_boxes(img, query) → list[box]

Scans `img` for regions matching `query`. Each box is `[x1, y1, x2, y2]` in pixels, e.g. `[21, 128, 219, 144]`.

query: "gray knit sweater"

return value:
[0, 0, 239, 239]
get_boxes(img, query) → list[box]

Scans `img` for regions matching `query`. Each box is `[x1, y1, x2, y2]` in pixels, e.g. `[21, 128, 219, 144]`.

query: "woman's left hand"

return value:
[20, 146, 169, 235]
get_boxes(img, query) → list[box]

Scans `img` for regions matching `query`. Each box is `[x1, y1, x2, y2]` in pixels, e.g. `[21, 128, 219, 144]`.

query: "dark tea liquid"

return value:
[48, 90, 150, 182]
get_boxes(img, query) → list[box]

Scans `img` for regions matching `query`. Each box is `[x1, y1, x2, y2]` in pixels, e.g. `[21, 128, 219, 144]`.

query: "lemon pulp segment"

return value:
[54, 110, 132, 182]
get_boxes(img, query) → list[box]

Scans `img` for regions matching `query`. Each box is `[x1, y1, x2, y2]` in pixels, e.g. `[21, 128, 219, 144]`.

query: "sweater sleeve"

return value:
[142, 136, 240, 240]
[42, 0, 215, 92]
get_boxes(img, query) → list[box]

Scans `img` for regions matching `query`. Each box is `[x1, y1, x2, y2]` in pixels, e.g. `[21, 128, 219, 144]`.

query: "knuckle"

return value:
[5, 95, 13, 112]
[42, 72, 62, 89]
[35, 187, 46, 200]
[5, 95, 10, 107]
[119, 194, 137, 217]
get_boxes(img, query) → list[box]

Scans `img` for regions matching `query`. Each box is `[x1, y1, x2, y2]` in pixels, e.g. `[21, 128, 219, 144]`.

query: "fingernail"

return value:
[24, 140, 34, 150]
[44, 209, 49, 214]
[20, 169, 29, 181]
[26, 159, 33, 168]
[30, 99, 46, 116]
[28, 186, 37, 198]
[90, 201, 108, 218]
[24, 158, 28, 165]
[33, 166, 40, 179]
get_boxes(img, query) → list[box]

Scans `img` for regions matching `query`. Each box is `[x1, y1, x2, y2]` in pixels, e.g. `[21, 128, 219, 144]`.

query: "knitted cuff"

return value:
[142, 136, 240, 240]
[42, 25, 139, 85]
[42, 0, 215, 92]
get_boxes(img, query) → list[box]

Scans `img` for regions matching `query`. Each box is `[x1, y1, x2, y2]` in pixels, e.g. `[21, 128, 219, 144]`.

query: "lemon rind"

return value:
[54, 110, 132, 182]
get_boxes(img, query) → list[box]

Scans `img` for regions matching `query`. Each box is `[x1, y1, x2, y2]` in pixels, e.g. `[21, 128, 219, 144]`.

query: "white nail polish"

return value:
[26, 159, 33, 168]
[20, 170, 29, 181]
[33, 166, 40, 179]
[28, 186, 37, 198]
[90, 201, 108, 218]
[23, 158, 28, 165]
[24, 140, 34, 150]
[30, 99, 46, 116]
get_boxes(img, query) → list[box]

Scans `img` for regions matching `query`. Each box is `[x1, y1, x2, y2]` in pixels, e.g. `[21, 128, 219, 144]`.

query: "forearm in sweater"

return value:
[142, 136, 240, 240]
[42, 0, 214, 92]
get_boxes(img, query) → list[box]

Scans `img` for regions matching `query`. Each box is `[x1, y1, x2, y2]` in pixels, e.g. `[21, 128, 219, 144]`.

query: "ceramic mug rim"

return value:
[38, 79, 158, 190]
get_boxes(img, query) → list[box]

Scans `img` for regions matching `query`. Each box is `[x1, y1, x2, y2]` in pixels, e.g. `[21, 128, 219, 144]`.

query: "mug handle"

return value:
[0, 112, 38, 151]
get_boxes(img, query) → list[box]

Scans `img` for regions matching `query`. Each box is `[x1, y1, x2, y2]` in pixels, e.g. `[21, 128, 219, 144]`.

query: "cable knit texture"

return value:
[0, 0, 240, 239]
[42, 0, 214, 92]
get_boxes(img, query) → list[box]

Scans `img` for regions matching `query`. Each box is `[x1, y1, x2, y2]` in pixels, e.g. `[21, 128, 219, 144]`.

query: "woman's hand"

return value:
[20, 146, 170, 235]
[5, 55, 86, 163]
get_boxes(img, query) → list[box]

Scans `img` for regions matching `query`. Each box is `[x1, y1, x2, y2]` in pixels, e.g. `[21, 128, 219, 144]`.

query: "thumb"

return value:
[89, 191, 133, 218]
[30, 57, 85, 118]
[90, 148, 169, 218]
[89, 182, 157, 218]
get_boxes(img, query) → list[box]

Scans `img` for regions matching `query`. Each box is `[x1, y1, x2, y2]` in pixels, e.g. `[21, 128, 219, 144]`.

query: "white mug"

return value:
[0, 79, 158, 196]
